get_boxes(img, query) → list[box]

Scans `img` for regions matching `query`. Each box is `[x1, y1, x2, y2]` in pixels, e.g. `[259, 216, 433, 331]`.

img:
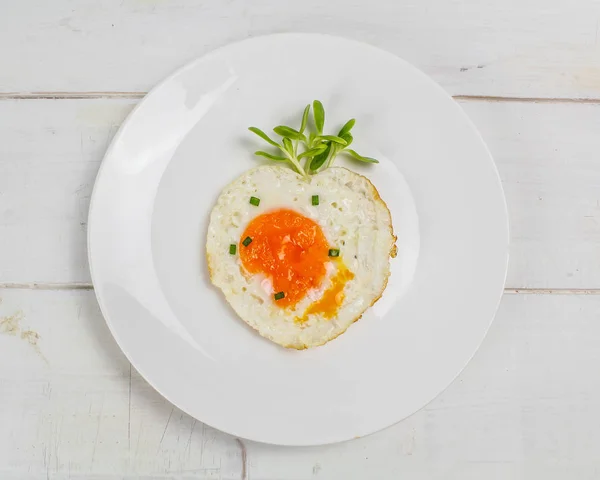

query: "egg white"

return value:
[206, 165, 396, 349]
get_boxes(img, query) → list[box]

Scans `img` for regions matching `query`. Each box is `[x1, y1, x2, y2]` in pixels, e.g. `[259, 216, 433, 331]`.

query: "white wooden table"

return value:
[2, 1, 600, 478]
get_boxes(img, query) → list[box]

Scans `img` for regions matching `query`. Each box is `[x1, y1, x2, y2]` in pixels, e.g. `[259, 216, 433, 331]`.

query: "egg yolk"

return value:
[239, 209, 329, 307]
[296, 260, 355, 323]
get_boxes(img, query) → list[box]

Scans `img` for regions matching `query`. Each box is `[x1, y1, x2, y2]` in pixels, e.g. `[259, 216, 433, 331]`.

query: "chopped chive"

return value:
[311, 195, 319, 206]
[242, 236, 253, 247]
[328, 248, 340, 257]
[274, 291, 285, 300]
[229, 244, 236, 255]
[249, 196, 260, 206]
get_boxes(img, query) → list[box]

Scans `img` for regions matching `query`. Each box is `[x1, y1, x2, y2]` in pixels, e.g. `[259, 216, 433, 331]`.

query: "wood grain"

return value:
[1, 98, 599, 287]
[0, 289, 243, 479]
[2, 0, 600, 98]
[1, 290, 598, 479]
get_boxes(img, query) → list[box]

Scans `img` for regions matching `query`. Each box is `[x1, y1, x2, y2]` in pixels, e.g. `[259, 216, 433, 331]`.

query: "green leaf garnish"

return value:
[313, 100, 325, 134]
[328, 248, 340, 257]
[297, 144, 328, 159]
[317, 135, 347, 145]
[310, 142, 331, 171]
[248, 127, 280, 147]
[247, 101, 378, 177]
[338, 119, 355, 136]
[300, 104, 310, 134]
[249, 196, 260, 206]
[254, 151, 287, 161]
[242, 236, 253, 247]
[340, 132, 353, 147]
[282, 137, 294, 155]
[273, 126, 306, 141]
[312, 195, 319, 206]
[274, 291, 285, 300]
[345, 149, 379, 164]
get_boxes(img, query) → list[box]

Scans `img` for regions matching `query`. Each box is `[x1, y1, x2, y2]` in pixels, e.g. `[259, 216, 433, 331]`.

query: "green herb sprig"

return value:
[248, 100, 378, 178]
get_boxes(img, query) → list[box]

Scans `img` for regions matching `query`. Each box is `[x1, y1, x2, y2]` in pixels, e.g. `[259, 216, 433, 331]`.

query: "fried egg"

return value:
[206, 165, 396, 349]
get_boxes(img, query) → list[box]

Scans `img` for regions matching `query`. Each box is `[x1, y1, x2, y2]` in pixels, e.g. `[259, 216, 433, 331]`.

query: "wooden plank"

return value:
[0, 99, 135, 284]
[465, 100, 600, 289]
[1, 290, 599, 478]
[1, 0, 600, 98]
[0, 289, 243, 479]
[1, 98, 599, 288]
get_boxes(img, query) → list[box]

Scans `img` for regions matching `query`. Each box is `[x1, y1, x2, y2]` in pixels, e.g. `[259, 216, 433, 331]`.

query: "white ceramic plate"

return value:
[88, 33, 508, 446]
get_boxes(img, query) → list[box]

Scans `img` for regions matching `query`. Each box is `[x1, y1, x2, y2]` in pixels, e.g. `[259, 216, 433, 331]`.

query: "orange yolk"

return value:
[239, 209, 329, 307]
[296, 260, 355, 323]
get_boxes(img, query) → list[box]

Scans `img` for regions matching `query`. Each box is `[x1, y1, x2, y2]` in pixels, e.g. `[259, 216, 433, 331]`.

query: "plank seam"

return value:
[0, 92, 146, 100]
[1, 283, 600, 295]
[2, 92, 600, 104]
[0, 282, 94, 290]
[454, 95, 600, 104]
[503, 288, 600, 295]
